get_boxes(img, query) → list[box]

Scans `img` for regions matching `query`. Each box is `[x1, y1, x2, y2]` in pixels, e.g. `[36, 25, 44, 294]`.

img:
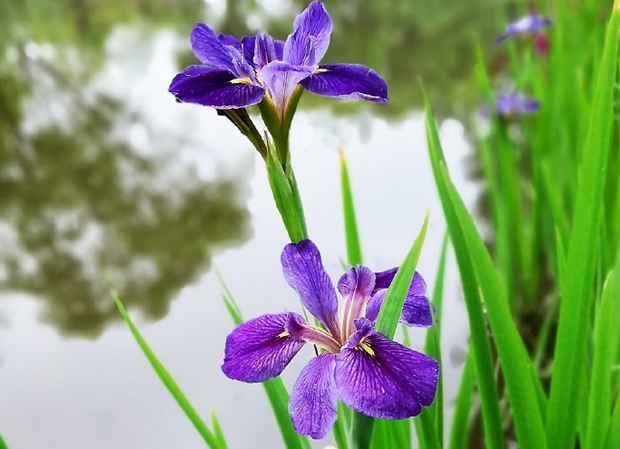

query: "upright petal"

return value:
[284, 1, 333, 66]
[260, 61, 313, 118]
[241, 36, 257, 65]
[281, 240, 340, 340]
[336, 324, 439, 419]
[338, 266, 376, 339]
[301, 64, 388, 103]
[366, 271, 433, 327]
[190, 24, 237, 73]
[169, 66, 265, 109]
[218, 34, 242, 51]
[253, 33, 279, 69]
[222, 313, 305, 383]
[289, 353, 338, 439]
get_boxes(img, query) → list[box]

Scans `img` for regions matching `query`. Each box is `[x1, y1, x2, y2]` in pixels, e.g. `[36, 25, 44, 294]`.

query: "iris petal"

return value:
[284, 0, 333, 66]
[190, 24, 237, 73]
[281, 239, 341, 341]
[222, 313, 305, 383]
[260, 61, 313, 117]
[366, 271, 433, 327]
[338, 266, 376, 338]
[289, 353, 338, 439]
[336, 325, 439, 419]
[300, 63, 388, 103]
[168, 66, 265, 109]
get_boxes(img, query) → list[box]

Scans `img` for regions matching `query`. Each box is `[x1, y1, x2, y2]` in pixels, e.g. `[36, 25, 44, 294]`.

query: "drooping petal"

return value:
[169, 66, 265, 109]
[289, 353, 338, 439]
[190, 24, 237, 73]
[260, 61, 313, 118]
[338, 266, 376, 339]
[281, 239, 341, 340]
[336, 322, 439, 419]
[366, 271, 433, 327]
[300, 64, 388, 103]
[284, 0, 333, 66]
[222, 313, 305, 383]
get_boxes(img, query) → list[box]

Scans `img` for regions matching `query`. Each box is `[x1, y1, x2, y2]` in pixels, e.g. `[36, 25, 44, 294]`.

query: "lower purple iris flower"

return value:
[222, 240, 439, 439]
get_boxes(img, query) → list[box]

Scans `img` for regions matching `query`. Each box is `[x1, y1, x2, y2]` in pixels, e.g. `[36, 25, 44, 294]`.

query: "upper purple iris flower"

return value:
[222, 240, 439, 439]
[169, 1, 388, 119]
[495, 13, 552, 43]
[495, 94, 540, 116]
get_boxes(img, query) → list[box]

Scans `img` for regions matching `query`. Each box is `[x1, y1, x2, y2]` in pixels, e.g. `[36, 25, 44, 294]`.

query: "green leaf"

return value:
[113, 295, 224, 449]
[424, 103, 506, 449]
[413, 408, 441, 449]
[606, 393, 620, 449]
[427, 100, 548, 449]
[211, 412, 229, 449]
[546, 4, 620, 448]
[340, 151, 363, 266]
[449, 351, 475, 449]
[439, 161, 547, 448]
[424, 232, 448, 444]
[375, 212, 429, 339]
[218, 282, 310, 449]
[0, 431, 8, 449]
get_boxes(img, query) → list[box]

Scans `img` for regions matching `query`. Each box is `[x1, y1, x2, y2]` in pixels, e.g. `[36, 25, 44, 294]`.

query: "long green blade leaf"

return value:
[546, 4, 620, 447]
[439, 161, 547, 448]
[424, 233, 448, 444]
[0, 431, 8, 449]
[375, 213, 429, 338]
[340, 151, 363, 266]
[114, 295, 223, 449]
[424, 104, 506, 449]
[585, 269, 619, 449]
[449, 351, 475, 449]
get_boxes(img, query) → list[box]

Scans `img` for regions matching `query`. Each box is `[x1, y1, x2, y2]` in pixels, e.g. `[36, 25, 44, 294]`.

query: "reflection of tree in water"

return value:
[0, 48, 251, 338]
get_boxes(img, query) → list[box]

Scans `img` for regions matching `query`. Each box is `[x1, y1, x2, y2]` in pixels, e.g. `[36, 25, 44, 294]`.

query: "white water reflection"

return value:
[0, 27, 475, 449]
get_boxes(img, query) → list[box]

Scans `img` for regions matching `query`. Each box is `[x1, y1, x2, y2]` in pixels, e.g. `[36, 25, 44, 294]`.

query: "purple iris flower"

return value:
[169, 1, 388, 119]
[222, 240, 439, 439]
[495, 13, 552, 43]
[495, 94, 540, 116]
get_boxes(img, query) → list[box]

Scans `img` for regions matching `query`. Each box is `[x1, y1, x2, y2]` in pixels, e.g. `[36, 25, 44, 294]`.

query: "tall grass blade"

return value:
[424, 103, 505, 449]
[0, 432, 8, 449]
[340, 151, 363, 266]
[375, 213, 429, 338]
[427, 101, 548, 448]
[424, 233, 449, 444]
[546, 4, 620, 447]
[113, 295, 224, 449]
[449, 351, 475, 449]
[211, 412, 229, 449]
[585, 269, 619, 449]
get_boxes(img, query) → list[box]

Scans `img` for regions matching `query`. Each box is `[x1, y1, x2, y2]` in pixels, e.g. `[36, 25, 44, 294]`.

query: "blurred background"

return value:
[0, 0, 515, 447]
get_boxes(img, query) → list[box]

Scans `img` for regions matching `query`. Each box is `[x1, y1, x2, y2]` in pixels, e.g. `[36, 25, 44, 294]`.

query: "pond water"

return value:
[0, 1, 498, 447]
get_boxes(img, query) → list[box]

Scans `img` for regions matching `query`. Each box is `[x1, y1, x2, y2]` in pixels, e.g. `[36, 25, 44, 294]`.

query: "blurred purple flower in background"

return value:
[222, 240, 439, 439]
[495, 94, 540, 116]
[169, 1, 387, 119]
[496, 13, 552, 43]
